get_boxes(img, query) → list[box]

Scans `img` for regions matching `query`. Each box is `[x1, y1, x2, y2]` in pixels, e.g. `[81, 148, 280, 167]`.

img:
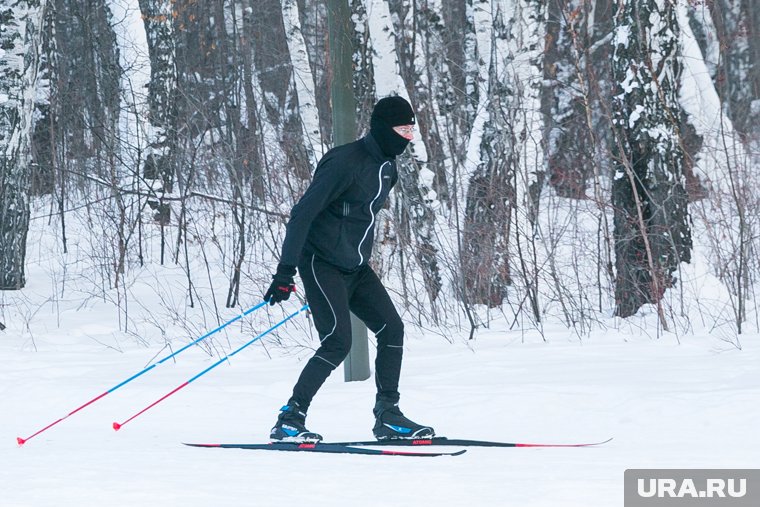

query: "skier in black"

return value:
[264, 96, 435, 442]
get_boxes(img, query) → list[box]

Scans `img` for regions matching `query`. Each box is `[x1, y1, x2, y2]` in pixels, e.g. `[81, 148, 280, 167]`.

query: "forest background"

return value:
[1, 0, 758, 349]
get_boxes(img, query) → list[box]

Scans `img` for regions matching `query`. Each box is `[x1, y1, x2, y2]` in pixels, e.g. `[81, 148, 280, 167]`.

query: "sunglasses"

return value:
[393, 126, 416, 134]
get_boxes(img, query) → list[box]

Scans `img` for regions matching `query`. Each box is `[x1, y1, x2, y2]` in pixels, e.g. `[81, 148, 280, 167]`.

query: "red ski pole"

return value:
[17, 301, 267, 445]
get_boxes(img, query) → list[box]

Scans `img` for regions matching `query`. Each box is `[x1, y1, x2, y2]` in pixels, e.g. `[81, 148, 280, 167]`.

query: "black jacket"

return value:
[280, 133, 399, 271]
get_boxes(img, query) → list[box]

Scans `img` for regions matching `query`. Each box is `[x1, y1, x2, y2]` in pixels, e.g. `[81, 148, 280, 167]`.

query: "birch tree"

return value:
[709, 0, 759, 141]
[250, 0, 311, 182]
[0, 0, 48, 289]
[138, 0, 177, 193]
[611, 0, 692, 323]
[30, 4, 55, 197]
[679, 2, 757, 335]
[543, 0, 593, 198]
[281, 0, 324, 160]
[461, 1, 513, 308]
[385, 0, 443, 305]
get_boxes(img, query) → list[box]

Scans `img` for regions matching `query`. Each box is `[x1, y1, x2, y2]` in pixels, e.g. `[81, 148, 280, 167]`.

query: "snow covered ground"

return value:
[1, 197, 757, 507]
[2, 310, 757, 507]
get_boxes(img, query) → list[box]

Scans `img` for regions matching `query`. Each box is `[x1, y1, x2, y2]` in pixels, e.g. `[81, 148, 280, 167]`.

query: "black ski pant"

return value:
[290, 254, 404, 411]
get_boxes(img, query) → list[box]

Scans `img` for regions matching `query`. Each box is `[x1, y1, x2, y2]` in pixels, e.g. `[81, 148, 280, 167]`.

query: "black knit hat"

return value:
[370, 96, 415, 157]
[371, 96, 415, 127]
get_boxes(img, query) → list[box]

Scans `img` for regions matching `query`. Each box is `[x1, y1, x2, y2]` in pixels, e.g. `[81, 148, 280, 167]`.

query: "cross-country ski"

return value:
[324, 437, 614, 448]
[183, 442, 466, 457]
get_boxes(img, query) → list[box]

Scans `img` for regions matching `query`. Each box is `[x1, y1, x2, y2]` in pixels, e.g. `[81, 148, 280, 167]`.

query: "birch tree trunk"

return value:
[461, 0, 514, 308]
[0, 0, 48, 289]
[543, 0, 593, 198]
[251, 0, 310, 181]
[30, 4, 55, 197]
[710, 0, 759, 141]
[350, 0, 375, 133]
[385, 0, 443, 304]
[611, 0, 692, 322]
[281, 0, 324, 161]
[138, 0, 177, 193]
[389, 0, 450, 203]
[678, 2, 756, 334]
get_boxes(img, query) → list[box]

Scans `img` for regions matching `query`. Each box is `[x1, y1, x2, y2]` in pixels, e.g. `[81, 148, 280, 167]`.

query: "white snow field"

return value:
[2, 312, 757, 507]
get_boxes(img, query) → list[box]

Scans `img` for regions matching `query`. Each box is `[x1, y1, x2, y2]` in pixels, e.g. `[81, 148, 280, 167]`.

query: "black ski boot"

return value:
[372, 399, 435, 440]
[270, 400, 323, 442]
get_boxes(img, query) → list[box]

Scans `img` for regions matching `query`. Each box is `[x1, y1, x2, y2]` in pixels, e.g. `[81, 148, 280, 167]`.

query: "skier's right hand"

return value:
[264, 264, 297, 305]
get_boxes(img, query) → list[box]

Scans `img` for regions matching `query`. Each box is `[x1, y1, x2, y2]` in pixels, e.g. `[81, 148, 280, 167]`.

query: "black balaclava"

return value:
[370, 96, 415, 157]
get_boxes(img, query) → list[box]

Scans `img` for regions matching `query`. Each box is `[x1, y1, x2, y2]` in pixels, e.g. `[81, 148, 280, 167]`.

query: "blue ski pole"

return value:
[18, 301, 268, 445]
[113, 304, 309, 431]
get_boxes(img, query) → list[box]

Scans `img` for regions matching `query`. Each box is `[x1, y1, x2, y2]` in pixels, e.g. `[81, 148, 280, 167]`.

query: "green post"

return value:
[327, 0, 370, 382]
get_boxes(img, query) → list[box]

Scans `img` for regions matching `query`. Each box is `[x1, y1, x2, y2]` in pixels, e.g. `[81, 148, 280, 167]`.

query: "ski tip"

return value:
[515, 437, 614, 448]
[16, 437, 26, 446]
[571, 437, 614, 447]
[112, 422, 122, 431]
[580, 437, 613, 446]
[452, 449, 467, 456]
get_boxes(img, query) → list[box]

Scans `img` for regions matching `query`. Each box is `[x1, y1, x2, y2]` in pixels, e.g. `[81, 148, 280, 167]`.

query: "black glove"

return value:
[264, 264, 297, 305]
